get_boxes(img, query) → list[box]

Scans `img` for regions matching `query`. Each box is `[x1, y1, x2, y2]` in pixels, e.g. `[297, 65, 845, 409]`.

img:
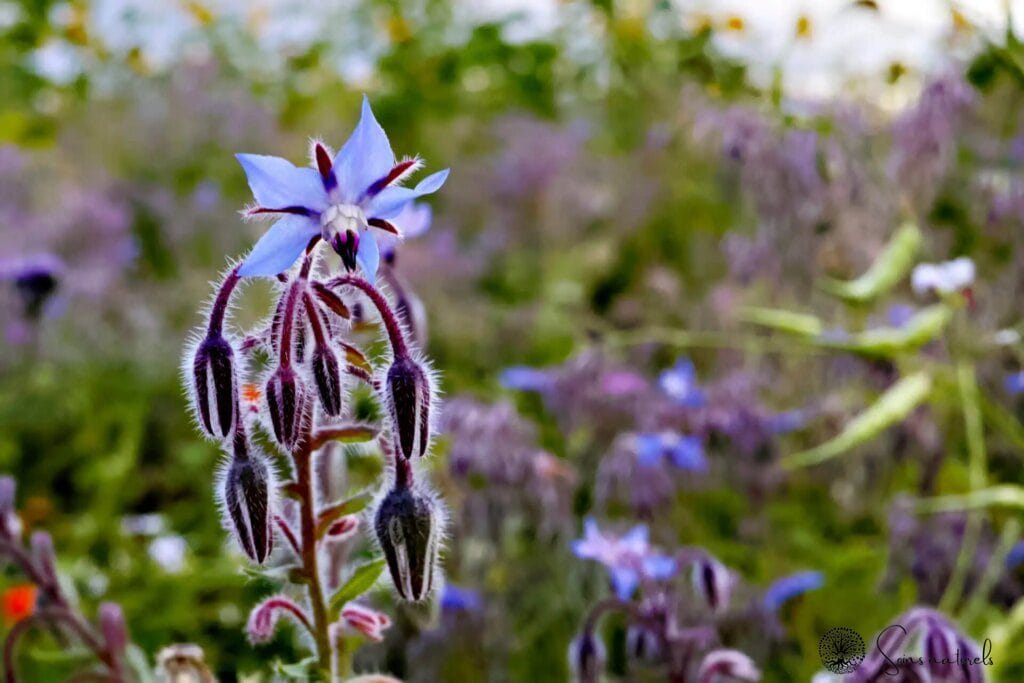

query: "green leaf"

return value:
[273, 656, 328, 681]
[739, 306, 823, 337]
[915, 485, 1024, 513]
[783, 372, 932, 468]
[328, 558, 386, 616]
[821, 222, 921, 302]
[820, 305, 952, 357]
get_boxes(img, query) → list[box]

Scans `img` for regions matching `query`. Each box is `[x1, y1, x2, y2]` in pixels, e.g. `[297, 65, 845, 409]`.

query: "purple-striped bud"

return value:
[192, 334, 238, 438]
[374, 486, 440, 602]
[384, 356, 431, 460]
[568, 632, 605, 683]
[311, 346, 343, 416]
[99, 602, 128, 656]
[626, 625, 662, 662]
[222, 434, 274, 564]
[697, 649, 761, 683]
[691, 556, 732, 614]
[330, 229, 360, 272]
[265, 365, 309, 448]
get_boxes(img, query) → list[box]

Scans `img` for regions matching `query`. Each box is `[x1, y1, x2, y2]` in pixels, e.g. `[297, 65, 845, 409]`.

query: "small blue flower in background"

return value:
[1005, 541, 1024, 571]
[440, 584, 483, 613]
[658, 357, 705, 408]
[886, 303, 915, 328]
[765, 409, 806, 435]
[761, 570, 824, 612]
[1004, 372, 1024, 396]
[235, 96, 449, 281]
[572, 517, 676, 600]
[635, 432, 707, 471]
[499, 365, 553, 392]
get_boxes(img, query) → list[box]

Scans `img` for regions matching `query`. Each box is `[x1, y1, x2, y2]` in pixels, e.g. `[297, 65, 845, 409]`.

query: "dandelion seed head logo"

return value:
[818, 626, 865, 674]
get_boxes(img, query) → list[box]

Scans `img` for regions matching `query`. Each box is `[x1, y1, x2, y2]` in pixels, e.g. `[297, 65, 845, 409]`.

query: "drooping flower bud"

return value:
[339, 603, 391, 642]
[265, 365, 309, 449]
[626, 625, 662, 662]
[222, 432, 274, 564]
[374, 485, 441, 602]
[311, 345, 343, 416]
[325, 514, 359, 541]
[191, 333, 238, 438]
[696, 649, 761, 683]
[330, 229, 360, 272]
[246, 595, 309, 645]
[568, 631, 605, 683]
[691, 556, 732, 615]
[99, 602, 128, 656]
[384, 355, 431, 460]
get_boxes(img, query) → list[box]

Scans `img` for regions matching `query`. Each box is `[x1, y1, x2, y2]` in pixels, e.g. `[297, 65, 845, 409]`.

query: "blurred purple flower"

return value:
[1004, 372, 1024, 396]
[572, 518, 676, 600]
[1006, 541, 1024, 570]
[379, 201, 433, 261]
[235, 96, 448, 280]
[635, 432, 706, 472]
[765, 410, 806, 435]
[761, 570, 823, 612]
[600, 371, 647, 396]
[440, 585, 483, 613]
[499, 365, 553, 392]
[658, 357, 705, 408]
[886, 304, 916, 328]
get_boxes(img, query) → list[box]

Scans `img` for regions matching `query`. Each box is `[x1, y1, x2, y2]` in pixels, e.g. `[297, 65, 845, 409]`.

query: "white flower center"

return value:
[320, 204, 367, 239]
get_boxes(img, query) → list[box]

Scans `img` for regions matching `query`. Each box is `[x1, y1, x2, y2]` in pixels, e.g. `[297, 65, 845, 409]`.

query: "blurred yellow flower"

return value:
[796, 14, 812, 40]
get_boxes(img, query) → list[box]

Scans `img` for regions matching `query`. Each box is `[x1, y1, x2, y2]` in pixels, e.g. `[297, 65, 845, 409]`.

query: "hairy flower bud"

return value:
[192, 333, 238, 438]
[311, 346, 343, 416]
[384, 356, 431, 460]
[692, 556, 732, 614]
[30, 531, 58, 586]
[99, 602, 128, 655]
[246, 595, 308, 645]
[374, 486, 441, 601]
[339, 603, 391, 642]
[222, 435, 274, 564]
[265, 365, 308, 448]
[568, 632, 605, 683]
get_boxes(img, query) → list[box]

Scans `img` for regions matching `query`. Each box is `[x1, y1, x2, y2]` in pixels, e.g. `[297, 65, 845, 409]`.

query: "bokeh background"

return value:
[3, 0, 1024, 680]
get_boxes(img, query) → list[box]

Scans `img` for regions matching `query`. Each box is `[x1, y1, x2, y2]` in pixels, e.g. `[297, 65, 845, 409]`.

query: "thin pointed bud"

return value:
[326, 514, 359, 540]
[0, 476, 20, 539]
[385, 355, 431, 460]
[222, 430, 274, 563]
[568, 632, 605, 683]
[99, 602, 128, 655]
[331, 229, 360, 272]
[265, 365, 308, 448]
[692, 556, 732, 614]
[30, 531, 58, 587]
[374, 485, 441, 602]
[192, 333, 238, 438]
[311, 346, 344, 416]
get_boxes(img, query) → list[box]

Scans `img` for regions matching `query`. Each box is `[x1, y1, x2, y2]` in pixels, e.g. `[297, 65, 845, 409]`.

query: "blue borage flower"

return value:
[658, 357, 705, 408]
[440, 584, 483, 613]
[235, 96, 449, 281]
[761, 570, 823, 612]
[1004, 372, 1024, 396]
[635, 431, 707, 471]
[572, 517, 676, 600]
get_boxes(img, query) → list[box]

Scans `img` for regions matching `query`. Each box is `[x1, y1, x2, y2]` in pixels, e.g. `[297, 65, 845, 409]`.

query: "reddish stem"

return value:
[207, 267, 241, 335]
[327, 275, 408, 358]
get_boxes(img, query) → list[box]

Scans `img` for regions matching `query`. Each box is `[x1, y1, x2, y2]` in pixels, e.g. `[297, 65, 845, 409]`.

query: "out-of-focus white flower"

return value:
[122, 513, 167, 536]
[148, 535, 188, 574]
[30, 40, 84, 85]
[911, 257, 975, 296]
